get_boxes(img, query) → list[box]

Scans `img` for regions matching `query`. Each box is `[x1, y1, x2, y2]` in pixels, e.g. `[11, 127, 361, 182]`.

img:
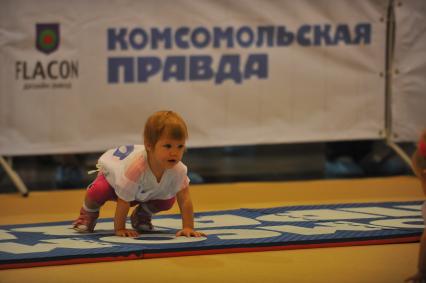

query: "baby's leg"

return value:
[84, 173, 117, 210]
[73, 173, 116, 232]
[144, 197, 176, 213]
[131, 197, 176, 231]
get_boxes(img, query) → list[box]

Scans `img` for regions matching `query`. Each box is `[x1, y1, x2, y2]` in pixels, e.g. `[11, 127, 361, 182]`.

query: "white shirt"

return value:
[97, 144, 189, 202]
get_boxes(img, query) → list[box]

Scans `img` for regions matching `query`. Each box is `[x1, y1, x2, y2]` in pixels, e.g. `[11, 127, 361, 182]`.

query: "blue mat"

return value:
[0, 201, 423, 269]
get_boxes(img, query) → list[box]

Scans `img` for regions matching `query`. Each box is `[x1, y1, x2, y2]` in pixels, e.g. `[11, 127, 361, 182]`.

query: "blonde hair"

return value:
[144, 111, 188, 147]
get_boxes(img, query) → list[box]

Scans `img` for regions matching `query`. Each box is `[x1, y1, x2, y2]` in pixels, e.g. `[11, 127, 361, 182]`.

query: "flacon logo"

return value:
[14, 22, 78, 90]
[36, 23, 60, 55]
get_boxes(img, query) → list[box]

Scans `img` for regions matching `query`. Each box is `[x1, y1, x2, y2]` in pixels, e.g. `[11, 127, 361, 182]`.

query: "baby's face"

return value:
[150, 135, 186, 170]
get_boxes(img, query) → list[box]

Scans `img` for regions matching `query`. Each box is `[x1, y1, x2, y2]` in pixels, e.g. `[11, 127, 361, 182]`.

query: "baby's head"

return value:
[412, 129, 426, 182]
[144, 110, 188, 148]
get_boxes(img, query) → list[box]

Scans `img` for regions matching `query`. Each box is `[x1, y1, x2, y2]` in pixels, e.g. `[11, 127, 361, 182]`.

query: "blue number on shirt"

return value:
[113, 145, 135, 160]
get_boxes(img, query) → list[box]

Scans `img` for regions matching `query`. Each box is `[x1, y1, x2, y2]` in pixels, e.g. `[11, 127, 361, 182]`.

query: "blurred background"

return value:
[0, 140, 415, 193]
[0, 0, 425, 195]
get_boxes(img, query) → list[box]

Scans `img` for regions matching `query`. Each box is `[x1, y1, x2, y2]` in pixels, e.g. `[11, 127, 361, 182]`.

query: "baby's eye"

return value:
[163, 144, 172, 149]
[178, 145, 184, 149]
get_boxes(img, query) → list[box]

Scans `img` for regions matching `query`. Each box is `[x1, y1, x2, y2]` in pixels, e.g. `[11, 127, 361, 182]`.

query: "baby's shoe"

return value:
[131, 204, 153, 232]
[73, 207, 99, 233]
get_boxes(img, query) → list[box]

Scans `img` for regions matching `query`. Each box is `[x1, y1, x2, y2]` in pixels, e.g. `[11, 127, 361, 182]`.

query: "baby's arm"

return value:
[419, 231, 426, 278]
[175, 186, 206, 237]
[114, 198, 138, 237]
[405, 230, 426, 282]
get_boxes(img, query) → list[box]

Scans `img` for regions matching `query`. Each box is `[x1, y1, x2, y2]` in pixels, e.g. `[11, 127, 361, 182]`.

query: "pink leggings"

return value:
[86, 173, 175, 213]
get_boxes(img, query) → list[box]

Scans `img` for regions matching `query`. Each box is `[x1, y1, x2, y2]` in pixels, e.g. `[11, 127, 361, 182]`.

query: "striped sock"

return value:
[83, 203, 99, 213]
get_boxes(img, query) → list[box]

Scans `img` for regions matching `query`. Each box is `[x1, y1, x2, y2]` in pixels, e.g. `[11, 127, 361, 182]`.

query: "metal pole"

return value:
[383, 0, 414, 173]
[0, 156, 29, 197]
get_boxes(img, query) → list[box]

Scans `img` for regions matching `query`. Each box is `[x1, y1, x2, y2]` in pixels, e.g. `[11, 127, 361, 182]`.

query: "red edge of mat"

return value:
[0, 235, 420, 270]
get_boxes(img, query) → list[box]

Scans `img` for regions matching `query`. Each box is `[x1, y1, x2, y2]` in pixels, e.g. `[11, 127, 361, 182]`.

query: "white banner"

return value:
[392, 0, 426, 142]
[0, 0, 388, 155]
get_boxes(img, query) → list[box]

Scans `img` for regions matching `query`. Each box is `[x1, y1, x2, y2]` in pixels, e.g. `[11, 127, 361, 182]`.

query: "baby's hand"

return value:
[405, 272, 426, 283]
[176, 228, 206, 238]
[115, 229, 139, 237]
